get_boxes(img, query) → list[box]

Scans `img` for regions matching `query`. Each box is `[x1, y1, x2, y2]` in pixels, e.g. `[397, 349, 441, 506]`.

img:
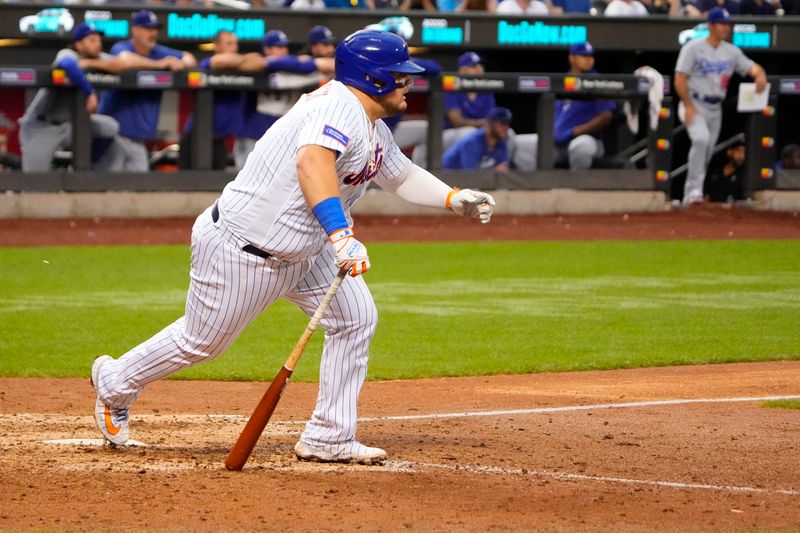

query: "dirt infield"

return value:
[1, 206, 800, 247]
[1, 362, 800, 532]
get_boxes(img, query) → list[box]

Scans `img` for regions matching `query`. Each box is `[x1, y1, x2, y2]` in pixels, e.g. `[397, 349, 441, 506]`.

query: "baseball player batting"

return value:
[674, 7, 767, 205]
[90, 30, 495, 464]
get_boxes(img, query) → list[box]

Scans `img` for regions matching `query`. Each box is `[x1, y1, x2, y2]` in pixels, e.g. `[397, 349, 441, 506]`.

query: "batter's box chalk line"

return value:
[43, 438, 148, 447]
[52, 456, 800, 496]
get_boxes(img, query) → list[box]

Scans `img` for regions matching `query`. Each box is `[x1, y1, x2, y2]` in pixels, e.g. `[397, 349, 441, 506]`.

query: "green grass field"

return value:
[763, 400, 800, 410]
[1, 240, 798, 382]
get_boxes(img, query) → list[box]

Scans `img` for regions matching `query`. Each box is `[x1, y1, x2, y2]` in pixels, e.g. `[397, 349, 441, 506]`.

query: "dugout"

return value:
[0, 4, 798, 209]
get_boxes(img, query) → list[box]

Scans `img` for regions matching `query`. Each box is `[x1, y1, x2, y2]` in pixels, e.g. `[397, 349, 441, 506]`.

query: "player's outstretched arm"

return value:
[208, 52, 248, 70]
[380, 163, 495, 224]
[749, 63, 768, 93]
[297, 145, 370, 276]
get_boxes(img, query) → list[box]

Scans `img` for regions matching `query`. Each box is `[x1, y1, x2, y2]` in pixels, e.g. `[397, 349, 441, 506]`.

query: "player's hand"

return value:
[160, 56, 184, 72]
[755, 74, 768, 93]
[329, 228, 370, 277]
[85, 92, 98, 114]
[448, 188, 496, 224]
[683, 103, 697, 126]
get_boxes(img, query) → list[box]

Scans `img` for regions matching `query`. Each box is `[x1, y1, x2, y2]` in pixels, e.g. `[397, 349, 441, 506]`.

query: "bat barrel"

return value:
[225, 365, 293, 471]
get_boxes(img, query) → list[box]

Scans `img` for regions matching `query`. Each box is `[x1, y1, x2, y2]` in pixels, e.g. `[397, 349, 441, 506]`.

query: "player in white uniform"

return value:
[674, 7, 767, 205]
[90, 30, 495, 464]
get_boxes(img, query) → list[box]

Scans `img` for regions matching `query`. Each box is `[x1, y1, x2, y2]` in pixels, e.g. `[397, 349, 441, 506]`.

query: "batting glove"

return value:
[447, 189, 496, 224]
[329, 228, 370, 277]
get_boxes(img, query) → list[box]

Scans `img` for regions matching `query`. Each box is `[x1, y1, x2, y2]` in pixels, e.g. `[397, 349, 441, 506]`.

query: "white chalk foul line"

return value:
[43, 438, 148, 447]
[356, 394, 800, 422]
[401, 461, 800, 497]
[53, 457, 800, 496]
[204, 394, 800, 423]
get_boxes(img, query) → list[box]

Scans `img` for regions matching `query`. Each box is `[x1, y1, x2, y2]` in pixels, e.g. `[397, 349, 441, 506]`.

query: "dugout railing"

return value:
[0, 67, 796, 197]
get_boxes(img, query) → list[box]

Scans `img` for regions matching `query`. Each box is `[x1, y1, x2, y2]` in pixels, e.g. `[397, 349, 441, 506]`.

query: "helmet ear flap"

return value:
[364, 70, 396, 95]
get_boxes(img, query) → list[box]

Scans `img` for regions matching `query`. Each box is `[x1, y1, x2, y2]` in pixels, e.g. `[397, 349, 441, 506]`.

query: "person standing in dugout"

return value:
[674, 7, 768, 205]
[98, 10, 197, 172]
[90, 30, 495, 464]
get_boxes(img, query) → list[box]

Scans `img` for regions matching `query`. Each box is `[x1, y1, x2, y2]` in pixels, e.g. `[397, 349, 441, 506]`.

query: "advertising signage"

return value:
[0, 4, 798, 52]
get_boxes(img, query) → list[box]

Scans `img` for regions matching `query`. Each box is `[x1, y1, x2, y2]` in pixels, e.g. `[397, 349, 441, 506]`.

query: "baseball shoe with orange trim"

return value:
[294, 440, 387, 464]
[91, 355, 129, 447]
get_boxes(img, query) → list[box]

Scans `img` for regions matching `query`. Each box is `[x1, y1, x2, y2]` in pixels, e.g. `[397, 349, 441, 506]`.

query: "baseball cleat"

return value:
[91, 355, 129, 447]
[294, 440, 387, 465]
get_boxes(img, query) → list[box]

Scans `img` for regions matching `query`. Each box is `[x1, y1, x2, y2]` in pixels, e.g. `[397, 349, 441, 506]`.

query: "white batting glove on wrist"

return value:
[329, 228, 370, 277]
[447, 188, 496, 224]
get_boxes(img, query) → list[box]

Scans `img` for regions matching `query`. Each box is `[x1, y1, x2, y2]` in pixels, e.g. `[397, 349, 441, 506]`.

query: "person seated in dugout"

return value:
[442, 107, 513, 170]
[410, 51, 498, 168]
[553, 42, 617, 170]
[98, 10, 197, 172]
[704, 137, 745, 202]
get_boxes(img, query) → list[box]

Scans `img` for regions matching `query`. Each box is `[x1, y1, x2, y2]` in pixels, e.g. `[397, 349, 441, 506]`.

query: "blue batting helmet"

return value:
[335, 30, 424, 97]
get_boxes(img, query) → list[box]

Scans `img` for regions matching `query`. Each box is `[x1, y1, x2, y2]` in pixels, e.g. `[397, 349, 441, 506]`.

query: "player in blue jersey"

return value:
[179, 30, 244, 170]
[444, 52, 497, 129]
[411, 51, 497, 167]
[443, 107, 513, 170]
[308, 25, 336, 60]
[553, 42, 617, 170]
[235, 29, 336, 169]
[98, 10, 196, 172]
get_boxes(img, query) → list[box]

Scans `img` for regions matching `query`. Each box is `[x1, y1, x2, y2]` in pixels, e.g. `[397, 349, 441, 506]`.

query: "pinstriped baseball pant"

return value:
[93, 204, 378, 446]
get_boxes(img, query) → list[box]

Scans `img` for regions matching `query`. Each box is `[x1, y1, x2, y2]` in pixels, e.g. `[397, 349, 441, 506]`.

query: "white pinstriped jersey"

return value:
[218, 80, 411, 260]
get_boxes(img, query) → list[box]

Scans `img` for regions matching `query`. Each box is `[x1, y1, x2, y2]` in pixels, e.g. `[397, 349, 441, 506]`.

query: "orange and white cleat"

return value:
[91, 355, 129, 446]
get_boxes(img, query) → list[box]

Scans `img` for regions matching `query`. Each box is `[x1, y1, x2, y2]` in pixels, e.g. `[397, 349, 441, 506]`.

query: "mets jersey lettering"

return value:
[344, 144, 384, 186]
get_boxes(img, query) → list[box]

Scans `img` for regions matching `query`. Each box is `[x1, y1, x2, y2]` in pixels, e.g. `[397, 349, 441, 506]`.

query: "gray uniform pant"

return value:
[19, 113, 122, 172]
[101, 135, 149, 172]
[679, 100, 722, 203]
[557, 135, 605, 170]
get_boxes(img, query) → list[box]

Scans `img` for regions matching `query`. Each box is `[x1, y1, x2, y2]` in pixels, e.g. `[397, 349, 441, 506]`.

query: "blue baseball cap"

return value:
[487, 107, 513, 123]
[457, 51, 483, 68]
[263, 30, 289, 47]
[132, 10, 162, 29]
[309, 25, 335, 45]
[569, 42, 594, 56]
[72, 22, 102, 43]
[707, 7, 733, 23]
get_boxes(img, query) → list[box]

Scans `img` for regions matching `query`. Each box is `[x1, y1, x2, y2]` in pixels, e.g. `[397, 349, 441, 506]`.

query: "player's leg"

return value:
[88, 114, 119, 139]
[567, 134, 602, 170]
[705, 108, 723, 166]
[19, 121, 65, 172]
[679, 102, 711, 204]
[392, 119, 428, 150]
[92, 137, 126, 172]
[284, 249, 380, 454]
[511, 133, 538, 171]
[412, 126, 476, 169]
[93, 205, 310, 411]
[117, 136, 150, 172]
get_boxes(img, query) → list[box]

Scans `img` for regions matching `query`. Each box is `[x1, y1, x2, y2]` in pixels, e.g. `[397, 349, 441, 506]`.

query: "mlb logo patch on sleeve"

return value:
[323, 125, 350, 147]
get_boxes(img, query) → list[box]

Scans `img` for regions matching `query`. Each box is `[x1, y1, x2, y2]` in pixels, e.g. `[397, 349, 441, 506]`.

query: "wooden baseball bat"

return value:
[225, 269, 348, 471]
